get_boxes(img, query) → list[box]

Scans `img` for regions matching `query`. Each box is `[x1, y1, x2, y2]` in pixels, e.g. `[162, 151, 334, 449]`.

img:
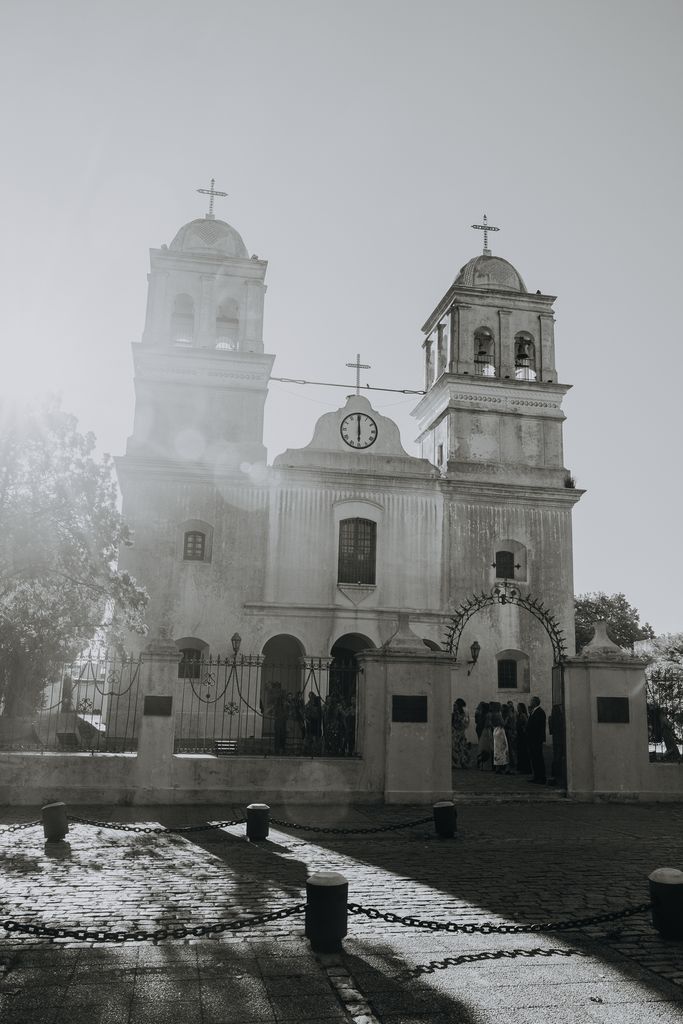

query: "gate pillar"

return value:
[564, 621, 649, 798]
[133, 638, 180, 800]
[357, 613, 454, 805]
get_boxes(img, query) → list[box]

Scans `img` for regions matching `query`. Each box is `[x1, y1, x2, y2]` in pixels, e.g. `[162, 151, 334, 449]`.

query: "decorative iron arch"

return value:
[443, 580, 568, 666]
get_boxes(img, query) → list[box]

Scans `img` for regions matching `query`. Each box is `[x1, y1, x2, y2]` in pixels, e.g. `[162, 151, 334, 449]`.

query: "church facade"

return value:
[116, 204, 582, 738]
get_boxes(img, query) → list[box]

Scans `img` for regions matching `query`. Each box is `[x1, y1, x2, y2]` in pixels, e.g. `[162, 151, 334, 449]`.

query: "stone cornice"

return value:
[114, 456, 442, 496]
[442, 480, 585, 508]
[116, 453, 583, 508]
[132, 344, 274, 390]
[243, 602, 447, 621]
[149, 248, 268, 278]
[412, 375, 571, 427]
[421, 285, 556, 335]
[270, 465, 442, 493]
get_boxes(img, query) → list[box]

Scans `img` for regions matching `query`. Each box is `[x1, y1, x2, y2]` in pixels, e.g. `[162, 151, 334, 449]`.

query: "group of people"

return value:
[268, 686, 356, 756]
[451, 696, 548, 784]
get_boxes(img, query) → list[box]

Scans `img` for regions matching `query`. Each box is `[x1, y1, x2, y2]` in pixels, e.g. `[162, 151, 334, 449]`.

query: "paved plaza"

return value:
[1, 797, 683, 1023]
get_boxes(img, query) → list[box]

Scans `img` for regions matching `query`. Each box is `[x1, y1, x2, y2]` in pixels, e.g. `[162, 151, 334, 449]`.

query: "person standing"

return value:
[451, 698, 471, 769]
[477, 711, 494, 770]
[492, 712, 510, 774]
[516, 702, 531, 774]
[527, 695, 546, 784]
[502, 703, 517, 773]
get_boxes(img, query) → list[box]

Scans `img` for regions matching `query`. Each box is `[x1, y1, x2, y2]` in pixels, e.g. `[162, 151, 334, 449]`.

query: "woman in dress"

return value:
[451, 698, 471, 768]
[502, 702, 517, 773]
[492, 711, 510, 774]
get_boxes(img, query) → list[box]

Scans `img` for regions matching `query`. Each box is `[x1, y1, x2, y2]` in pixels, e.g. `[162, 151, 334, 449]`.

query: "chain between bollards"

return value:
[33, 801, 451, 839]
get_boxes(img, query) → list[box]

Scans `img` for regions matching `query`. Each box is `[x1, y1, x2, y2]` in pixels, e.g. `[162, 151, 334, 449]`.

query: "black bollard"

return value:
[42, 802, 69, 842]
[246, 802, 270, 841]
[649, 867, 683, 940]
[433, 800, 457, 838]
[305, 871, 348, 953]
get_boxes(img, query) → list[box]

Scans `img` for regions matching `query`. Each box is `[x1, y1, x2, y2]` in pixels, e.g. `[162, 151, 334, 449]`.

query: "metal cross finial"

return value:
[346, 353, 371, 395]
[471, 214, 500, 256]
[197, 177, 228, 219]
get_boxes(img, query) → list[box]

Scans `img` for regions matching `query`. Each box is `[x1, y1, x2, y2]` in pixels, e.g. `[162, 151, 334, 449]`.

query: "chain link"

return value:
[1, 902, 306, 944]
[347, 901, 652, 934]
[270, 816, 433, 835]
[66, 815, 245, 834]
[0, 821, 41, 836]
[397, 945, 587, 980]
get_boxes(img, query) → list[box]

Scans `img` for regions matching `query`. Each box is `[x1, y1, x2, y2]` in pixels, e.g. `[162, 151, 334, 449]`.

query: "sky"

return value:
[1, 0, 681, 634]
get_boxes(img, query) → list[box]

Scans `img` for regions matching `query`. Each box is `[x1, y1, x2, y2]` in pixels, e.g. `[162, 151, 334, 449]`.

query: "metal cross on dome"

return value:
[346, 353, 371, 395]
[197, 178, 228, 219]
[471, 214, 500, 256]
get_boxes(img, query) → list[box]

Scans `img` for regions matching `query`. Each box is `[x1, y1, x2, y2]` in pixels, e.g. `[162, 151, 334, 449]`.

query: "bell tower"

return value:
[124, 181, 274, 472]
[412, 219, 569, 488]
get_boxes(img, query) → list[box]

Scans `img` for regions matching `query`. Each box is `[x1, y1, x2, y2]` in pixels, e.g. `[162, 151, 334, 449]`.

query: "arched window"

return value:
[178, 519, 213, 563]
[515, 333, 537, 380]
[474, 328, 495, 377]
[177, 641, 207, 680]
[493, 540, 528, 582]
[216, 298, 239, 350]
[494, 550, 517, 579]
[496, 650, 530, 692]
[183, 530, 206, 561]
[498, 659, 518, 688]
[171, 293, 195, 346]
[338, 518, 377, 585]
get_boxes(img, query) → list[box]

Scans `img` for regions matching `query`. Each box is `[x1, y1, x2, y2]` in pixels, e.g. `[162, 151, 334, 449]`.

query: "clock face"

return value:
[340, 412, 378, 449]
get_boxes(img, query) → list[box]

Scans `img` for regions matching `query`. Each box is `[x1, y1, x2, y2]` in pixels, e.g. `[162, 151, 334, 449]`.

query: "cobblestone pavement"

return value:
[1, 801, 683, 1023]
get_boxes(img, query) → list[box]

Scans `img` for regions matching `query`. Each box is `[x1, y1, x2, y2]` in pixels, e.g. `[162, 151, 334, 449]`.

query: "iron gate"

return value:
[175, 655, 359, 757]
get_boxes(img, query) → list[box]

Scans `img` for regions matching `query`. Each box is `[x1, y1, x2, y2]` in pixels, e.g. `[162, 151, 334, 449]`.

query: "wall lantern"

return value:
[467, 640, 481, 676]
[231, 632, 242, 656]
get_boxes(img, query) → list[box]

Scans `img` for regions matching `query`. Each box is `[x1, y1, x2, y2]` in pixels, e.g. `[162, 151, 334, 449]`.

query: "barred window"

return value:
[178, 647, 202, 680]
[495, 550, 516, 579]
[498, 659, 518, 689]
[183, 531, 206, 561]
[338, 518, 377, 585]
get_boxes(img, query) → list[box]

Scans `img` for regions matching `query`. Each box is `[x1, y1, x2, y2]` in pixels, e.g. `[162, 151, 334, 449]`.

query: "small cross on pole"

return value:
[471, 214, 500, 256]
[346, 353, 371, 395]
[197, 177, 228, 219]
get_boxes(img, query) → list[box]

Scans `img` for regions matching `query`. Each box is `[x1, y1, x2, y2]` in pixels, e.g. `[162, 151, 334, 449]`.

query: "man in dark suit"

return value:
[527, 695, 547, 784]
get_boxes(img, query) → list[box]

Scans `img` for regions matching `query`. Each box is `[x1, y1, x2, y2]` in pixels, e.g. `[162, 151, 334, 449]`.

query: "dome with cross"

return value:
[169, 217, 249, 259]
[454, 254, 527, 292]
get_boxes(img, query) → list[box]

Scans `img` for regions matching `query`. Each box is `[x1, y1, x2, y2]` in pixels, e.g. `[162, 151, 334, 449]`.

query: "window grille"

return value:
[495, 550, 516, 579]
[178, 648, 202, 680]
[338, 518, 377, 585]
[498, 659, 518, 689]
[183, 531, 206, 561]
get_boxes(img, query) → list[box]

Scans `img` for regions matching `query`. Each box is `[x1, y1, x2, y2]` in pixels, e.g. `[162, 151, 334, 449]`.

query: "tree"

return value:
[0, 401, 148, 716]
[574, 592, 655, 654]
[646, 633, 683, 705]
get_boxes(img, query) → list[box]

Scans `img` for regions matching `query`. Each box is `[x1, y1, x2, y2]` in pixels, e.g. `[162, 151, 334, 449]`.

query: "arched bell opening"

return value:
[171, 293, 195, 347]
[514, 332, 537, 380]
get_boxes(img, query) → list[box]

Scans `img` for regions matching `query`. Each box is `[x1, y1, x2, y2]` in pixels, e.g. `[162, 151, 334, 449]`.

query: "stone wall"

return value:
[564, 623, 683, 801]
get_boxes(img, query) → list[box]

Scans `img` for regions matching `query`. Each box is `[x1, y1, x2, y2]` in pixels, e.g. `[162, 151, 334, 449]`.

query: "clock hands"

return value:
[357, 415, 361, 445]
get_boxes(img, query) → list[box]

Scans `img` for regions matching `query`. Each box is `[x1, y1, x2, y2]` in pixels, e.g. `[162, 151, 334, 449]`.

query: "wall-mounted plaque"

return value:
[596, 697, 630, 724]
[143, 695, 173, 717]
[392, 695, 428, 723]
